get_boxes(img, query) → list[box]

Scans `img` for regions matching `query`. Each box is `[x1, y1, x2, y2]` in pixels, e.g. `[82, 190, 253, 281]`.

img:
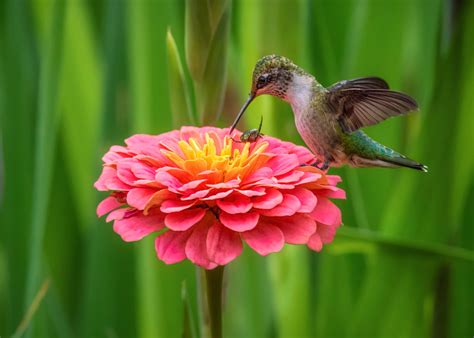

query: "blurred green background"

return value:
[1, 0, 473, 337]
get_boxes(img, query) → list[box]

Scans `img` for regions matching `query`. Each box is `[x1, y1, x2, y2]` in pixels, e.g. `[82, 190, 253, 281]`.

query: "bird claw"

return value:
[308, 159, 330, 170]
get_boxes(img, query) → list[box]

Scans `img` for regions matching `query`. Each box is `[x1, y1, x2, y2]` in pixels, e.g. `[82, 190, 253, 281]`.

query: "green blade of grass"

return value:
[191, 1, 231, 124]
[24, 1, 65, 337]
[76, 0, 137, 336]
[0, 0, 37, 332]
[167, 28, 195, 126]
[334, 227, 474, 263]
[446, 2, 474, 336]
[185, 0, 211, 82]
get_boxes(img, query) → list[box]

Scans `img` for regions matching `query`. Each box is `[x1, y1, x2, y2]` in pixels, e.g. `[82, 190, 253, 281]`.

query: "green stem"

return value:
[204, 266, 224, 338]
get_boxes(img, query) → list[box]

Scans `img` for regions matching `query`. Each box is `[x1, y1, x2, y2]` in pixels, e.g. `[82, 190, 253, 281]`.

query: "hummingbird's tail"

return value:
[379, 155, 428, 172]
[349, 131, 428, 172]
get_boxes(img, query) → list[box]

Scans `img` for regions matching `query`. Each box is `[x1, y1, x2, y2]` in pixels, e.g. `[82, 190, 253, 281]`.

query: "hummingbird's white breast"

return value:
[284, 74, 314, 116]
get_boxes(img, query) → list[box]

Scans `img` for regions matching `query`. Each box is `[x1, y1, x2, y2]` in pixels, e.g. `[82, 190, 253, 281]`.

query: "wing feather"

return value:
[327, 78, 418, 133]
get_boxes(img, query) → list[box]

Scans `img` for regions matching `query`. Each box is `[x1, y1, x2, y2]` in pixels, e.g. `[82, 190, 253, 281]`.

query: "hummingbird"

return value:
[229, 55, 427, 172]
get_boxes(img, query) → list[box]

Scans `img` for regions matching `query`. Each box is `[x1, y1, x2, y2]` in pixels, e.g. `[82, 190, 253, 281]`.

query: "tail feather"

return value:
[380, 155, 428, 172]
[349, 131, 428, 172]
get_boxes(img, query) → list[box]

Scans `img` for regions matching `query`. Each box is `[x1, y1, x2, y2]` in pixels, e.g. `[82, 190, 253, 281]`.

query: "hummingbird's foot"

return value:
[309, 159, 330, 170]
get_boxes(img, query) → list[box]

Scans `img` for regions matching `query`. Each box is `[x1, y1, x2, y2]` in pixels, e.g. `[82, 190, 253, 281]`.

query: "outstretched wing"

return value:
[328, 77, 389, 91]
[327, 77, 418, 133]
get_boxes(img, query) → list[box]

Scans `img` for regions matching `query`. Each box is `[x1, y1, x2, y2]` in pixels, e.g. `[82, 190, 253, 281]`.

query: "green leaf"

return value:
[207, 0, 230, 32]
[0, 0, 37, 331]
[195, 7, 230, 124]
[185, 0, 212, 82]
[24, 1, 65, 336]
[167, 28, 195, 126]
[334, 227, 474, 263]
[59, 0, 102, 230]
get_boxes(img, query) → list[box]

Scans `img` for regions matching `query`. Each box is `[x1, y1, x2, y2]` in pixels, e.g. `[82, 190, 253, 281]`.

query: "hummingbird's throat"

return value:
[284, 74, 314, 114]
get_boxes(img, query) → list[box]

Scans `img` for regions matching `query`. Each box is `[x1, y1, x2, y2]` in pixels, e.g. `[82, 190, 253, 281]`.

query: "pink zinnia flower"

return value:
[94, 127, 345, 269]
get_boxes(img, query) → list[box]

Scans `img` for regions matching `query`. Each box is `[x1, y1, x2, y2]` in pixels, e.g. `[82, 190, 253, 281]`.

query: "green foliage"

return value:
[185, 0, 231, 124]
[0, 1, 472, 338]
[167, 29, 195, 126]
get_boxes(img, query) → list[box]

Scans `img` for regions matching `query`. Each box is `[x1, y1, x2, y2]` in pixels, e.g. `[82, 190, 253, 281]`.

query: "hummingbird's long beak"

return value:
[229, 93, 255, 134]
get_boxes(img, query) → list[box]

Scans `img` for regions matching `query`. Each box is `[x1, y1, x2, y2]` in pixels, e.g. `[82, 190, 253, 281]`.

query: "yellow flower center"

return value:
[162, 133, 271, 180]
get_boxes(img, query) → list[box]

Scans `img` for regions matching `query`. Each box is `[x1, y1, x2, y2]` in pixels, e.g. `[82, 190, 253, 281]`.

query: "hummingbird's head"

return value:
[230, 55, 304, 134]
[250, 55, 298, 99]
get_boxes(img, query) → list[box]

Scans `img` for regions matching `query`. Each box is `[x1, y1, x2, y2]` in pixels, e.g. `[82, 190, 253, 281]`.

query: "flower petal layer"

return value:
[95, 126, 345, 269]
[155, 230, 191, 264]
[219, 211, 259, 232]
[113, 210, 164, 242]
[242, 222, 285, 255]
[310, 198, 341, 226]
[165, 208, 206, 231]
[207, 221, 243, 265]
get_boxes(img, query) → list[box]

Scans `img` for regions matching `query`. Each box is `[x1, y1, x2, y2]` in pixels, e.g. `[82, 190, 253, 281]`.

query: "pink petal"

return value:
[216, 194, 252, 214]
[165, 208, 206, 231]
[277, 170, 305, 183]
[155, 170, 183, 190]
[252, 188, 283, 209]
[180, 126, 203, 142]
[143, 189, 176, 212]
[241, 167, 273, 185]
[260, 194, 301, 217]
[113, 210, 165, 241]
[310, 198, 341, 226]
[235, 188, 266, 197]
[317, 223, 338, 243]
[206, 222, 243, 265]
[289, 187, 317, 213]
[116, 160, 138, 185]
[177, 179, 207, 192]
[102, 145, 132, 163]
[219, 211, 259, 232]
[94, 166, 131, 191]
[321, 187, 346, 199]
[273, 214, 317, 244]
[267, 154, 299, 175]
[181, 189, 212, 201]
[106, 207, 130, 222]
[127, 188, 157, 210]
[307, 232, 323, 252]
[155, 230, 192, 264]
[201, 190, 233, 201]
[248, 178, 295, 190]
[326, 175, 342, 185]
[295, 171, 322, 185]
[94, 166, 115, 190]
[207, 179, 240, 189]
[290, 145, 315, 164]
[131, 162, 156, 180]
[160, 199, 196, 213]
[242, 222, 284, 256]
[97, 196, 123, 217]
[185, 222, 217, 269]
[125, 134, 159, 146]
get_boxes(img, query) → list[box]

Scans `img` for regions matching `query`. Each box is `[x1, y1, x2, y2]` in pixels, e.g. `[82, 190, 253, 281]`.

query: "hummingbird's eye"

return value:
[256, 74, 270, 89]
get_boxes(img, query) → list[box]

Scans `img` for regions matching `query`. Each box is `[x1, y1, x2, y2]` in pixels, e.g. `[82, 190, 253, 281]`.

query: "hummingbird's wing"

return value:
[327, 77, 418, 133]
[328, 77, 389, 91]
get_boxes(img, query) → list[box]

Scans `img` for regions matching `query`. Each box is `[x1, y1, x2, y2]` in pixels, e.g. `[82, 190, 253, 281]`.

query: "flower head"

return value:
[94, 127, 345, 269]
